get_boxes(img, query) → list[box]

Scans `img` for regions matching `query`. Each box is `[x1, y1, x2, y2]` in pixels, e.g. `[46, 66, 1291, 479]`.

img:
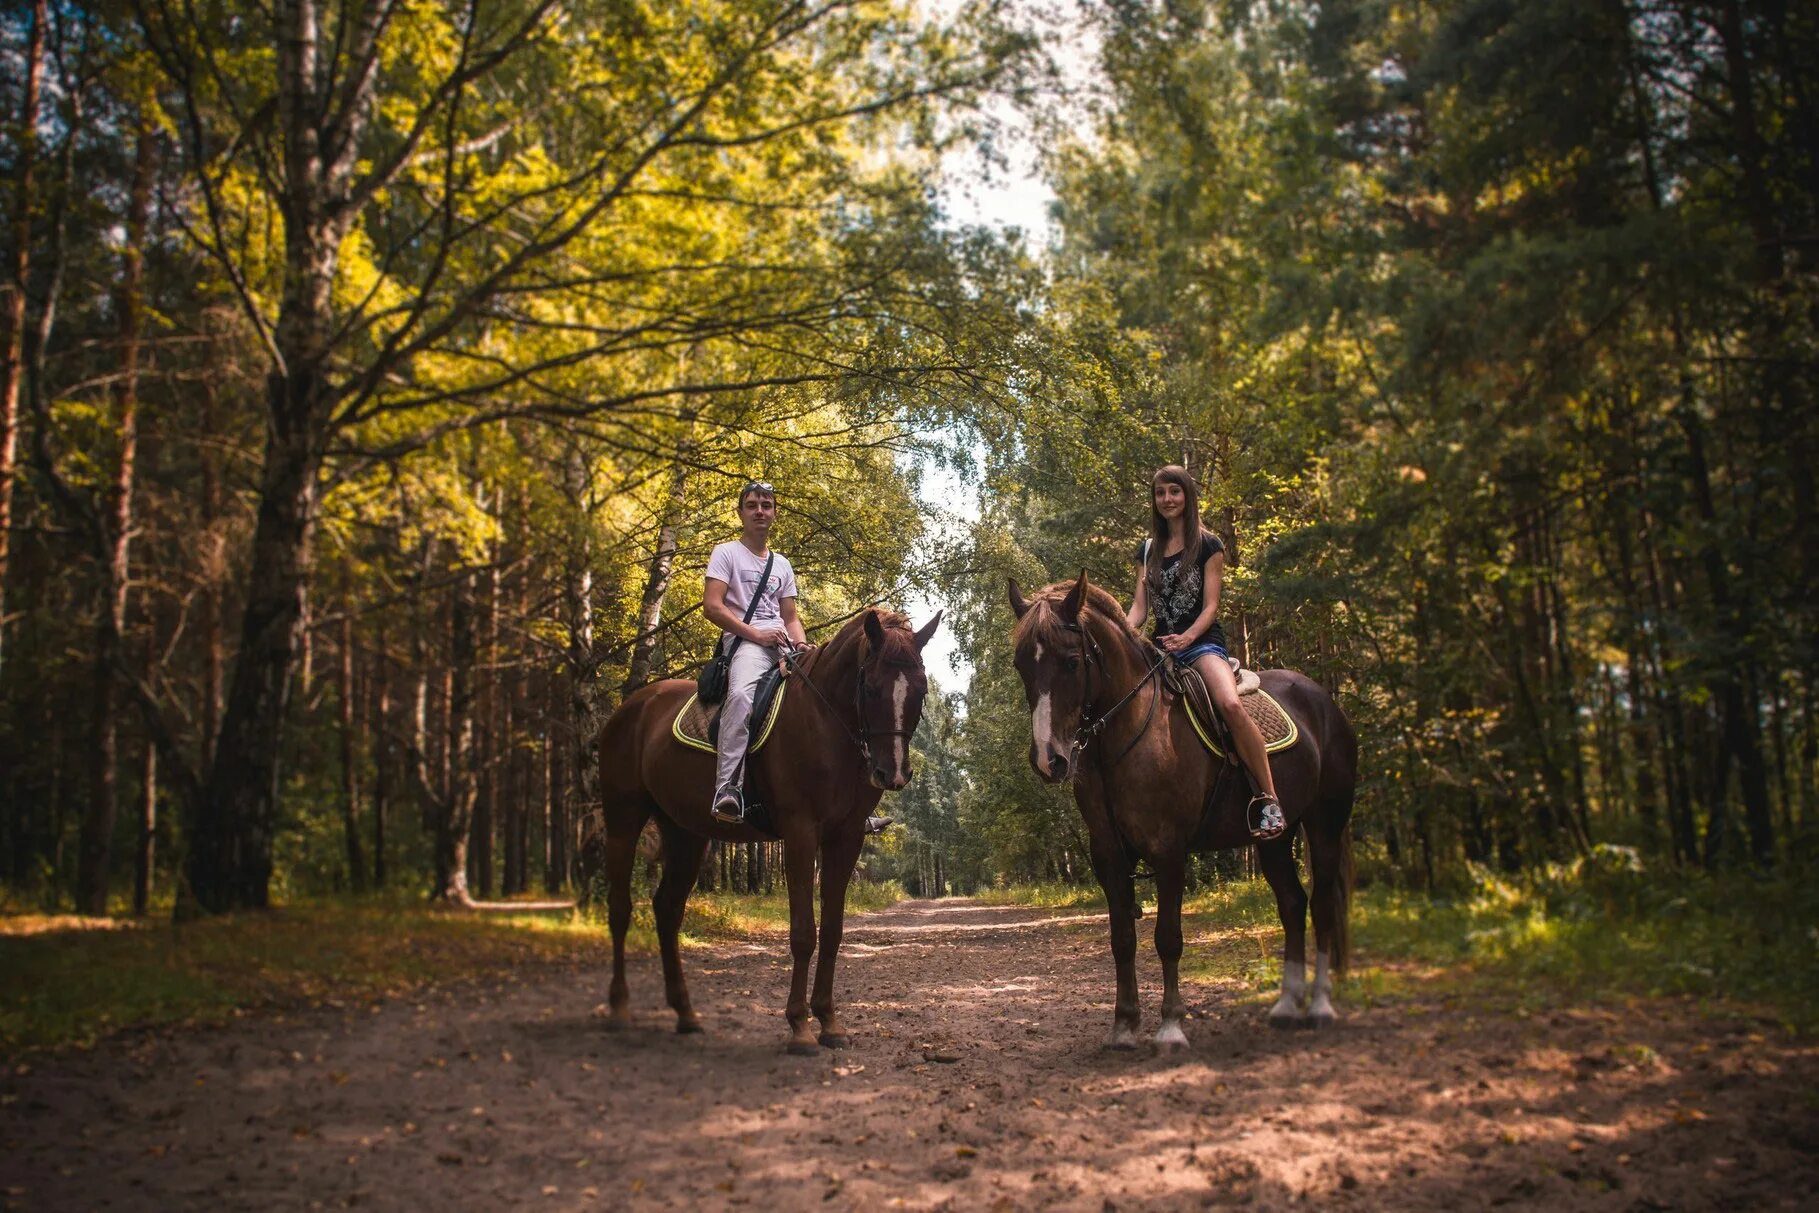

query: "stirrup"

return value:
[710, 788, 745, 824]
[1247, 795, 1285, 841]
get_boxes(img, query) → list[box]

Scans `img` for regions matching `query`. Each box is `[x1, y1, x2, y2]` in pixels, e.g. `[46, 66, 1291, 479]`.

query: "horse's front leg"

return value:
[652, 820, 710, 1033]
[1088, 834, 1142, 1050]
[781, 837, 820, 1055]
[810, 825, 866, 1048]
[1151, 857, 1190, 1052]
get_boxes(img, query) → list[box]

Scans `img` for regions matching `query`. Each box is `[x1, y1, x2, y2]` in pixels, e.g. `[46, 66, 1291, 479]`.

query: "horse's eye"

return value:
[1064, 656, 1080, 671]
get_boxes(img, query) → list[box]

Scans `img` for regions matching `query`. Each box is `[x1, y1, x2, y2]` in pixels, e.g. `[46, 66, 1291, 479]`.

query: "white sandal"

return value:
[1248, 795, 1286, 841]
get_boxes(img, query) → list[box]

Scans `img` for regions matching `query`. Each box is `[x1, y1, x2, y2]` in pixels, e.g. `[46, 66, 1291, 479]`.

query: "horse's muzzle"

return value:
[1029, 743, 1070, 784]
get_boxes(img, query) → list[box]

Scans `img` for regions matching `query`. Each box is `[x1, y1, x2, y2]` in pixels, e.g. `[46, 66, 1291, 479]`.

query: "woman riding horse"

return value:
[1007, 572, 1357, 1050]
[1127, 465, 1284, 840]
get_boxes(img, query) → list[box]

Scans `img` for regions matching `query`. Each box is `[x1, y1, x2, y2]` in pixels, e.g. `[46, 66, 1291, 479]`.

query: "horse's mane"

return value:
[802, 607, 916, 673]
[1014, 580, 1146, 656]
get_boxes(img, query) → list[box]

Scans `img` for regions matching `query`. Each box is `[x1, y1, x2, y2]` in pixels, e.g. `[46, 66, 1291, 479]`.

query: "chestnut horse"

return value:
[1007, 574, 1357, 1050]
[594, 608, 939, 1054]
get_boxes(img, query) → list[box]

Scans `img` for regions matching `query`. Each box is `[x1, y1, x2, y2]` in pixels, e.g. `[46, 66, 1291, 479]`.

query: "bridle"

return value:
[1056, 616, 1168, 775]
[783, 641, 922, 770]
[1032, 606, 1169, 875]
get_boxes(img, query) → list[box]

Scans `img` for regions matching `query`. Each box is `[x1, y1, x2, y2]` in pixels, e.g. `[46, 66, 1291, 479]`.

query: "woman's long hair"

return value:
[1144, 465, 1207, 597]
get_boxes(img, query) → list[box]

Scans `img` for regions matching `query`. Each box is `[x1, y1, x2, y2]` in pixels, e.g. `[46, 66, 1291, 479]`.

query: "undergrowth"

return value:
[983, 850, 1819, 1032]
[2, 881, 905, 1056]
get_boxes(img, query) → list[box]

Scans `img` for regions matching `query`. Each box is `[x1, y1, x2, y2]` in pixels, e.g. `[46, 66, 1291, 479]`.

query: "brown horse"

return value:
[594, 608, 939, 1054]
[1007, 573, 1358, 1051]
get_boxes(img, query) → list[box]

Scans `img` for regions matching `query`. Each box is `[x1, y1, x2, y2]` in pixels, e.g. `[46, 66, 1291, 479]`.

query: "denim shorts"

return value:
[1167, 639, 1228, 667]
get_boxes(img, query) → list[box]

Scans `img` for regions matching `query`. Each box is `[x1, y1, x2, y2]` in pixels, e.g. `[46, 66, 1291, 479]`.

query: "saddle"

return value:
[1163, 659, 1298, 758]
[672, 665, 789, 756]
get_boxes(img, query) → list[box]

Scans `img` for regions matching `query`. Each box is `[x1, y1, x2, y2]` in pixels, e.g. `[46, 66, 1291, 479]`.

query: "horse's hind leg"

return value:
[603, 812, 648, 1031]
[1257, 835, 1309, 1028]
[1305, 816, 1353, 1028]
[652, 818, 710, 1034]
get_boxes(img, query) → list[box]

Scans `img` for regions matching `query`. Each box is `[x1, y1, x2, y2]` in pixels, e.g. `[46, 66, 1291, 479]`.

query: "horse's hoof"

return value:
[1268, 1012, 1302, 1031]
[603, 1011, 633, 1032]
[785, 1040, 820, 1056]
[1106, 1027, 1141, 1052]
[1304, 1011, 1336, 1030]
[818, 1033, 851, 1049]
[1153, 1023, 1190, 1052]
[676, 1017, 705, 1035]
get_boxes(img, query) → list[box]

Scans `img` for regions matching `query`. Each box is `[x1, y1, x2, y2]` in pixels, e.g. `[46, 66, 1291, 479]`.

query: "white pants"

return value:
[715, 637, 781, 795]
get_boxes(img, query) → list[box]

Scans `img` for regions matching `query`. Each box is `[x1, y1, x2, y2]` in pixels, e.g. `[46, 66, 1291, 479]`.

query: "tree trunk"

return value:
[132, 737, 157, 916]
[545, 672, 566, 894]
[76, 116, 154, 916]
[185, 391, 324, 914]
[372, 624, 389, 889]
[429, 577, 479, 905]
[0, 0, 46, 676]
[623, 441, 690, 696]
[337, 593, 366, 892]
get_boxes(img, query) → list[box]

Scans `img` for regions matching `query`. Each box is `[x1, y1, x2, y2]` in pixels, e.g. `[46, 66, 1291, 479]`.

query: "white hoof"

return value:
[1107, 1023, 1141, 1051]
[1306, 993, 1337, 1027]
[1154, 1020, 1190, 1052]
[1268, 992, 1303, 1028]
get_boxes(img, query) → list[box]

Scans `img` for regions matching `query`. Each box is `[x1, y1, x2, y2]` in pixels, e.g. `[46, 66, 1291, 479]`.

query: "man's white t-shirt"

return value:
[706, 541, 797, 625]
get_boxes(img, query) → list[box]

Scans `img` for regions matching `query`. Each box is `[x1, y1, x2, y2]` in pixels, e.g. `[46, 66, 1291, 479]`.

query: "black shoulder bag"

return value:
[697, 551, 774, 705]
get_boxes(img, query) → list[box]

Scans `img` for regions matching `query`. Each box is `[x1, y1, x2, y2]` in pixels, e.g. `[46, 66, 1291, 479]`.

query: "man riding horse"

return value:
[703, 480, 891, 834]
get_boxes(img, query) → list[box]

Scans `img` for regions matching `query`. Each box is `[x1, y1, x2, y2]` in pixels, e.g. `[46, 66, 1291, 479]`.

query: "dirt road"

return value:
[3, 899, 1814, 1210]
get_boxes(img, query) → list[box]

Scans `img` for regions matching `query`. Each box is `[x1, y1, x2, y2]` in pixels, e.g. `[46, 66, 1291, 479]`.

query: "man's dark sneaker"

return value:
[710, 786, 745, 824]
[864, 815, 894, 835]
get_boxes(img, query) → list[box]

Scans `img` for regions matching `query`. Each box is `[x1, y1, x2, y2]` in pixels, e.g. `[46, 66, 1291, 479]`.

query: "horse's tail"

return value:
[1329, 821, 1354, 977]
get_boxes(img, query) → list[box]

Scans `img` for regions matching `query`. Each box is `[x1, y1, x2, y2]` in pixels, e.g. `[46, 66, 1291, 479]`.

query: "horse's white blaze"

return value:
[890, 671, 910, 774]
[1271, 954, 1307, 1019]
[1032, 691, 1054, 774]
[1308, 949, 1336, 1021]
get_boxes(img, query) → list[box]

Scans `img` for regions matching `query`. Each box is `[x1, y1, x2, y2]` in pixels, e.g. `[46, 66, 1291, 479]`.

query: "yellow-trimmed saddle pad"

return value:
[672, 682, 789, 755]
[1184, 687, 1298, 758]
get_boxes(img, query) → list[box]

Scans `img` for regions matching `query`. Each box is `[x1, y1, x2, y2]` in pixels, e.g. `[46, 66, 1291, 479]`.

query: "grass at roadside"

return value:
[973, 881, 1109, 911]
[1, 882, 905, 1056]
[981, 854, 1819, 1032]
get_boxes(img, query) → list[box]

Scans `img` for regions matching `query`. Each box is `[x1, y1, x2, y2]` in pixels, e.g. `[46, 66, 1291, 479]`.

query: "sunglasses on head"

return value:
[740, 480, 775, 505]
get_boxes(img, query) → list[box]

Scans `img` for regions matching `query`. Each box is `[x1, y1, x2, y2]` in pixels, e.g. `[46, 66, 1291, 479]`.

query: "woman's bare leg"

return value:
[1195, 654, 1279, 800]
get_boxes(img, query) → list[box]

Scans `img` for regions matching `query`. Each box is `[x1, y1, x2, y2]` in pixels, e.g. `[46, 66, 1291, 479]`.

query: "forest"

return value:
[1, 0, 1813, 936]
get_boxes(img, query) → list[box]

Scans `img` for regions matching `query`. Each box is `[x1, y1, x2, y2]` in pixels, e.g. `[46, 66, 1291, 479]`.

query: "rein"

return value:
[1067, 622, 1168, 772]
[1055, 611, 1168, 878]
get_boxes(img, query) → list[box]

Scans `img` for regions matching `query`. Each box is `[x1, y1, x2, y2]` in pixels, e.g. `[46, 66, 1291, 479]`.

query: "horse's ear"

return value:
[1058, 570, 1089, 624]
[1007, 578, 1030, 619]
[863, 608, 887, 650]
[913, 610, 943, 652]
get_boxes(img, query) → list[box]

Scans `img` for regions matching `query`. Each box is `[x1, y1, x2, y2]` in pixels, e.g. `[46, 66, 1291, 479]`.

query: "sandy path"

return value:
[3, 898, 1815, 1211]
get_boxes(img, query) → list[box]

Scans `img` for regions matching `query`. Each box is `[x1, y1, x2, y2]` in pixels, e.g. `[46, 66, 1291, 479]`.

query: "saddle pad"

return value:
[672, 681, 788, 755]
[1183, 687, 1298, 758]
